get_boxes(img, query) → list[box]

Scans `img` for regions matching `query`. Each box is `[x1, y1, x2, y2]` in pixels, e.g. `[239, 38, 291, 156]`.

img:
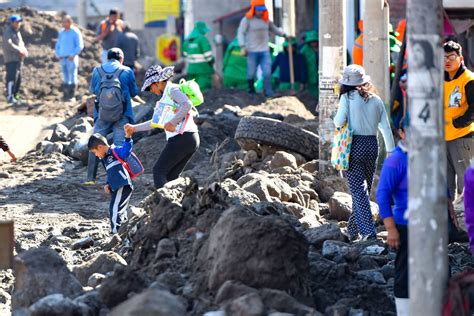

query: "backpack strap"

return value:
[97, 66, 106, 78]
[111, 147, 126, 165]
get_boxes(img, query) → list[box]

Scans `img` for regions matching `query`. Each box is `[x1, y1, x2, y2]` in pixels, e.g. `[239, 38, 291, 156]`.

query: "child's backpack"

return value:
[112, 149, 144, 180]
[97, 66, 125, 122]
[178, 78, 204, 106]
[443, 268, 474, 316]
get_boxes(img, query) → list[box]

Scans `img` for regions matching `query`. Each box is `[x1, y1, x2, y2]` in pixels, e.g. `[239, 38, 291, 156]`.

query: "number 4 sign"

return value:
[411, 98, 440, 136]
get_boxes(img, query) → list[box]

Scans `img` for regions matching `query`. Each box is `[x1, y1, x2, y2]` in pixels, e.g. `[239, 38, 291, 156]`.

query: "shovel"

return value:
[287, 39, 296, 95]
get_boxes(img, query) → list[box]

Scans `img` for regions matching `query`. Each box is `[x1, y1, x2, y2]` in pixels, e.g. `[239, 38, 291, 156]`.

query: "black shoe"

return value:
[248, 79, 256, 95]
[449, 228, 469, 243]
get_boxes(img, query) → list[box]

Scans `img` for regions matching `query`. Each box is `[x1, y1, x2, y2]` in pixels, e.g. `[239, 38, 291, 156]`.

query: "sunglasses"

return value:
[444, 54, 458, 62]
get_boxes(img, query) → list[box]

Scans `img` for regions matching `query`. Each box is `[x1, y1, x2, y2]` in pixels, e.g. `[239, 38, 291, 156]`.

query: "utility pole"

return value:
[407, 0, 447, 315]
[77, 0, 87, 28]
[318, 0, 346, 172]
[363, 0, 390, 104]
[364, 0, 390, 169]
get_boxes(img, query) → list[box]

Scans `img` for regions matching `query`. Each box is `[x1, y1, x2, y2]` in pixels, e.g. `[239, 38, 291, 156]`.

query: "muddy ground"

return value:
[0, 7, 472, 316]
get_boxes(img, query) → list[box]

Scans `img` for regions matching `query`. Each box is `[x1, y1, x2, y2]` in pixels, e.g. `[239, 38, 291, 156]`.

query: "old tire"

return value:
[234, 116, 319, 159]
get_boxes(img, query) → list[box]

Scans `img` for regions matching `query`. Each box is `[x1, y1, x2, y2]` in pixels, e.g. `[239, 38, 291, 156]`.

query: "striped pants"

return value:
[109, 185, 132, 234]
[346, 135, 378, 239]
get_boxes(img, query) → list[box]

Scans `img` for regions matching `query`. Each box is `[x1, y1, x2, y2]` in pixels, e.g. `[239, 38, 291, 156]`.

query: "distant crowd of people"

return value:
[2, 9, 140, 104]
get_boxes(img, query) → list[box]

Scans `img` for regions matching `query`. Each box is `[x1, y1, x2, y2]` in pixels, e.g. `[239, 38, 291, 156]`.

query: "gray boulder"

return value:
[215, 281, 259, 305]
[355, 270, 386, 284]
[87, 273, 106, 288]
[110, 289, 186, 316]
[220, 179, 260, 206]
[65, 136, 89, 164]
[270, 151, 298, 170]
[243, 150, 259, 166]
[328, 192, 379, 221]
[68, 117, 93, 136]
[322, 240, 358, 261]
[259, 289, 316, 314]
[304, 224, 347, 248]
[201, 207, 311, 297]
[226, 293, 264, 316]
[27, 294, 89, 316]
[156, 238, 177, 260]
[50, 124, 69, 142]
[12, 247, 83, 310]
[73, 251, 127, 285]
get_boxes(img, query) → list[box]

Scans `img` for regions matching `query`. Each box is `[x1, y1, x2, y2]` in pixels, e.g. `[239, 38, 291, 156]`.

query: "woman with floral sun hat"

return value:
[124, 65, 200, 189]
[334, 64, 395, 241]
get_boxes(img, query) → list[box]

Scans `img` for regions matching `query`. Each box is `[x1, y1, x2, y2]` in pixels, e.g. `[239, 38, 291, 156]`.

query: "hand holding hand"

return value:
[240, 48, 247, 56]
[124, 124, 135, 137]
[104, 184, 111, 194]
[68, 55, 75, 61]
[164, 122, 176, 132]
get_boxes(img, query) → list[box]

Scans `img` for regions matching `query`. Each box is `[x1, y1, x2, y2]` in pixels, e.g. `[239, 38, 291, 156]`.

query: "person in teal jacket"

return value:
[183, 21, 214, 91]
[300, 30, 319, 97]
[223, 37, 247, 89]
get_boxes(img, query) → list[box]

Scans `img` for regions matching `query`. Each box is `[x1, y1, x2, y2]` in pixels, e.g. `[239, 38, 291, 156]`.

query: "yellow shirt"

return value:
[444, 67, 474, 141]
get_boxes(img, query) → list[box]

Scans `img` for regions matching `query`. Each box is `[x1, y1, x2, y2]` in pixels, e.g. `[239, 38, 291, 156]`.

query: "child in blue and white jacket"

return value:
[88, 132, 133, 233]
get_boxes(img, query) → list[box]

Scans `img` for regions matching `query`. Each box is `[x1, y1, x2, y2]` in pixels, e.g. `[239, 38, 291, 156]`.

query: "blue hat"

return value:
[255, 5, 267, 11]
[9, 15, 22, 23]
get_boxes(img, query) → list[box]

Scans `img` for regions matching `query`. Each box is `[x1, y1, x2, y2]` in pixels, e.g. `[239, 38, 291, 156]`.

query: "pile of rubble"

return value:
[6, 96, 474, 315]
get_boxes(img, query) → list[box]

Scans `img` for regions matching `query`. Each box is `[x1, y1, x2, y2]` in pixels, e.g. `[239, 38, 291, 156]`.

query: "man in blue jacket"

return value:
[88, 132, 133, 233]
[86, 47, 138, 184]
[55, 15, 84, 100]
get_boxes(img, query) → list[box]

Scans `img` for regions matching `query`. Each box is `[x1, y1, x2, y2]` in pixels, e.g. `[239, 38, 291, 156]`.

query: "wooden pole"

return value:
[407, 0, 447, 314]
[288, 41, 295, 91]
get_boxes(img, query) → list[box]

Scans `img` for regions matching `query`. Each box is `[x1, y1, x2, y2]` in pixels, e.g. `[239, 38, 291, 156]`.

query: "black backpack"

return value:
[96, 66, 125, 122]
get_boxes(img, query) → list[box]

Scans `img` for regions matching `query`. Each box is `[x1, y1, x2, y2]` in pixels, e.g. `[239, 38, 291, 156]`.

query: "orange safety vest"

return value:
[353, 34, 363, 66]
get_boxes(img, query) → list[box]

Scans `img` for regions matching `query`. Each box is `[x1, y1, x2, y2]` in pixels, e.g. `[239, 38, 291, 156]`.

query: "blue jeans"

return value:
[86, 116, 129, 181]
[60, 57, 78, 85]
[247, 51, 273, 96]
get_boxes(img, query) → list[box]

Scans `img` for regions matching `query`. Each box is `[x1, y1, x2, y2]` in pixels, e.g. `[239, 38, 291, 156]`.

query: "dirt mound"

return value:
[0, 7, 101, 117]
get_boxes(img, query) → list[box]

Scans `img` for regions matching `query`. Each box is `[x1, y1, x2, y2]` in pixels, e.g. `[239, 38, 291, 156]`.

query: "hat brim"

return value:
[141, 73, 174, 92]
[338, 75, 371, 86]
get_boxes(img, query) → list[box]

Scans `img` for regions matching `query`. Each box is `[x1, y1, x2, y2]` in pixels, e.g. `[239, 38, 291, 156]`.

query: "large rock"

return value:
[282, 202, 321, 228]
[37, 141, 64, 155]
[68, 117, 93, 137]
[328, 192, 379, 221]
[73, 251, 127, 285]
[156, 238, 177, 259]
[226, 293, 264, 316]
[238, 173, 293, 202]
[321, 240, 359, 261]
[304, 224, 347, 248]
[27, 294, 89, 316]
[215, 281, 259, 305]
[65, 136, 89, 164]
[99, 266, 149, 308]
[270, 151, 298, 170]
[110, 289, 186, 316]
[220, 179, 260, 206]
[259, 289, 317, 314]
[50, 124, 69, 142]
[12, 247, 84, 310]
[200, 207, 311, 297]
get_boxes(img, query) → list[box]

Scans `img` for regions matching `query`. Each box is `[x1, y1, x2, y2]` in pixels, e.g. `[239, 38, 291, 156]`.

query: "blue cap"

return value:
[9, 15, 22, 23]
[255, 5, 267, 11]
